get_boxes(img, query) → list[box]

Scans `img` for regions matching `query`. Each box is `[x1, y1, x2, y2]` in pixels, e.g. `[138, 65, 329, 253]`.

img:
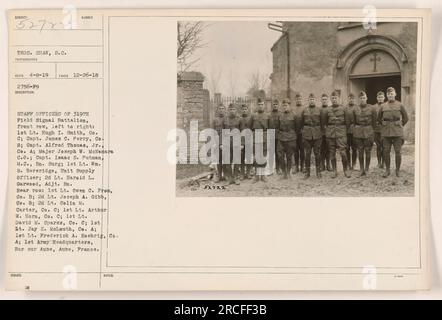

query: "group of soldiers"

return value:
[212, 86, 409, 185]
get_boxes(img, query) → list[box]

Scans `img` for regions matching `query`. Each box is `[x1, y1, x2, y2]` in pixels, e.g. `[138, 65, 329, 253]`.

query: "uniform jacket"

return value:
[344, 105, 356, 134]
[353, 104, 376, 139]
[321, 105, 329, 136]
[212, 115, 225, 134]
[268, 110, 280, 140]
[372, 103, 383, 133]
[251, 111, 270, 144]
[251, 111, 269, 130]
[293, 105, 305, 134]
[377, 100, 409, 137]
[224, 114, 242, 148]
[224, 114, 241, 129]
[278, 111, 297, 141]
[323, 104, 350, 138]
[212, 115, 225, 146]
[301, 105, 323, 140]
[239, 113, 252, 130]
[268, 110, 280, 129]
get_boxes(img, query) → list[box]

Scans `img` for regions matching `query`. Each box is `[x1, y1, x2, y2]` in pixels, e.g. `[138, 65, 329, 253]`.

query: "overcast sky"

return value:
[190, 21, 280, 98]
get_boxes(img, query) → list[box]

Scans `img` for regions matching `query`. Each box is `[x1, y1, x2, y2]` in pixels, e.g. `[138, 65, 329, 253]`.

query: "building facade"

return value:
[270, 22, 418, 140]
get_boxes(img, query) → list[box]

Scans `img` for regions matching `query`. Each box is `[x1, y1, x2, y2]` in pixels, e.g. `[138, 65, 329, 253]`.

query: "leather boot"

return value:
[365, 152, 371, 174]
[326, 159, 332, 172]
[358, 153, 365, 177]
[352, 150, 357, 170]
[331, 159, 337, 178]
[395, 154, 402, 177]
[343, 158, 351, 178]
[303, 167, 310, 179]
[301, 163, 306, 174]
[346, 149, 351, 169]
[383, 155, 391, 178]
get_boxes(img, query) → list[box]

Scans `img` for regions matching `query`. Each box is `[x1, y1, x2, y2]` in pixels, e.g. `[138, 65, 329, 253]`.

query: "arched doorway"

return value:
[334, 35, 410, 107]
[349, 50, 401, 104]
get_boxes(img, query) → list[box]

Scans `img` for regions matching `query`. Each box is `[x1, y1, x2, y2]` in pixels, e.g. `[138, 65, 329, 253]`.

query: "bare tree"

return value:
[246, 69, 270, 98]
[177, 22, 207, 73]
[228, 68, 238, 97]
[205, 66, 223, 98]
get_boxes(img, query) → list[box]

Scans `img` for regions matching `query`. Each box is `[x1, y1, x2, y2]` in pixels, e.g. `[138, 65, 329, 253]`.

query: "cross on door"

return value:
[370, 52, 381, 72]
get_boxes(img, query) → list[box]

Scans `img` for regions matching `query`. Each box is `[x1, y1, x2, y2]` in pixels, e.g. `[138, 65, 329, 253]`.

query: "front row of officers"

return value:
[212, 87, 409, 185]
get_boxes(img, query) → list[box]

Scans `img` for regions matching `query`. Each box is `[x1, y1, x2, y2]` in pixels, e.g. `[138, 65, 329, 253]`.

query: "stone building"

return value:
[270, 22, 418, 140]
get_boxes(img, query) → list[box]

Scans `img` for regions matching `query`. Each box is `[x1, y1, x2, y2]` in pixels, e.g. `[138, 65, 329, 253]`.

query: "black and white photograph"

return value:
[176, 20, 418, 197]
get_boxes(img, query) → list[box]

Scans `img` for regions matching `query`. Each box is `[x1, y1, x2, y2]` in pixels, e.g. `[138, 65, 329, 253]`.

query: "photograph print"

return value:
[175, 20, 419, 197]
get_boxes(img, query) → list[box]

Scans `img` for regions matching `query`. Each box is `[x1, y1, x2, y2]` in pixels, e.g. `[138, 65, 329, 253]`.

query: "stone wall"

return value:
[177, 71, 210, 131]
[177, 71, 210, 163]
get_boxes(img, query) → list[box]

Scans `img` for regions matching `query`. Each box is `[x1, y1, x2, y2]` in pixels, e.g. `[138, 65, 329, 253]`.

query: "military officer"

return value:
[323, 91, 351, 178]
[293, 93, 305, 173]
[212, 104, 226, 182]
[268, 99, 281, 175]
[378, 87, 409, 177]
[300, 93, 323, 179]
[223, 103, 241, 185]
[373, 91, 385, 168]
[320, 93, 332, 172]
[345, 93, 357, 170]
[250, 98, 270, 182]
[277, 99, 297, 179]
[239, 104, 253, 180]
[353, 91, 377, 177]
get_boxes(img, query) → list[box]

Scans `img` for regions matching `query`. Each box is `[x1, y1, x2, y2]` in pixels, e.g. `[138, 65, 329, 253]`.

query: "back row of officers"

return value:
[212, 87, 409, 185]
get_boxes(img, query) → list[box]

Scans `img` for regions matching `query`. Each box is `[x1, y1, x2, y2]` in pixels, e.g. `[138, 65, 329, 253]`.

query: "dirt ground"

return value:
[176, 144, 415, 197]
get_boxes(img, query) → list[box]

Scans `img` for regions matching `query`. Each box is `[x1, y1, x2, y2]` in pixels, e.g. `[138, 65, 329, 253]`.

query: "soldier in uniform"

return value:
[373, 91, 385, 168]
[320, 93, 332, 172]
[277, 99, 297, 179]
[345, 93, 357, 170]
[239, 104, 252, 180]
[353, 91, 377, 177]
[301, 93, 323, 179]
[212, 104, 226, 182]
[250, 98, 270, 182]
[293, 93, 305, 173]
[223, 103, 242, 185]
[323, 91, 352, 178]
[268, 99, 281, 175]
[378, 87, 409, 177]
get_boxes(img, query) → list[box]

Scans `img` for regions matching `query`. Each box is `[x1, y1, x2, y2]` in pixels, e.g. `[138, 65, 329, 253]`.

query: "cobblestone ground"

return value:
[176, 144, 415, 197]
